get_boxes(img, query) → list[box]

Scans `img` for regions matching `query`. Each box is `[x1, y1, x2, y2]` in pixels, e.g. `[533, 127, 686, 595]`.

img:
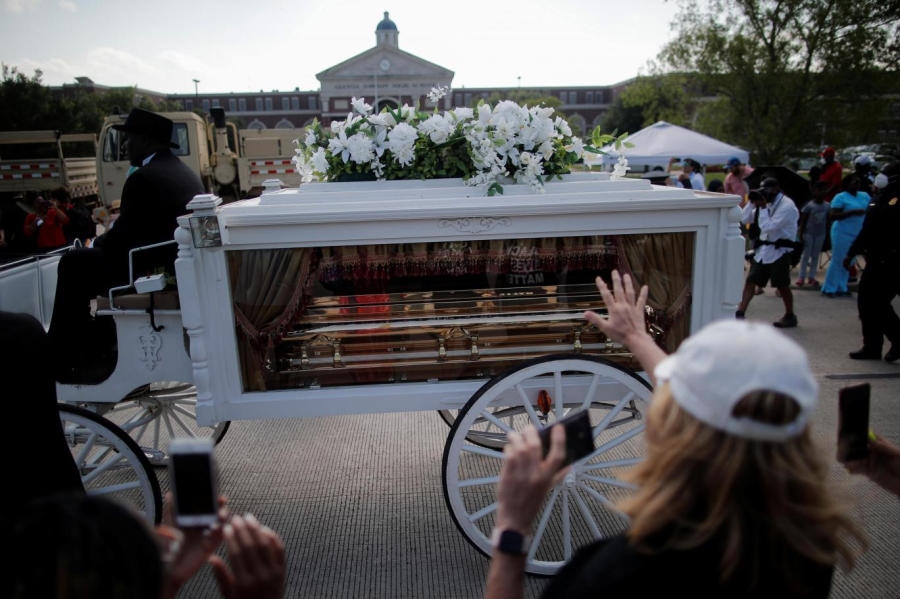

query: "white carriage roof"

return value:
[214, 173, 740, 227]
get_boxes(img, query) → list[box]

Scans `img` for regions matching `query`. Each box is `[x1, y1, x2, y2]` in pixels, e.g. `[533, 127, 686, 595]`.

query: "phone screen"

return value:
[837, 383, 870, 462]
[540, 411, 595, 467]
[172, 453, 216, 515]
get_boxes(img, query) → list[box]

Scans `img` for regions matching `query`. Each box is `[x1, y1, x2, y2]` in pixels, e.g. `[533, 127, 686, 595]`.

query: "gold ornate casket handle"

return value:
[437, 337, 448, 362]
[573, 330, 583, 354]
[333, 341, 344, 368]
[300, 346, 310, 370]
[469, 333, 479, 361]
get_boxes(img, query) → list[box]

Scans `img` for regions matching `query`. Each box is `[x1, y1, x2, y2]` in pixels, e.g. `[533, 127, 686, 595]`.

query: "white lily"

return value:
[327, 130, 351, 163]
[427, 85, 450, 104]
[351, 97, 373, 115]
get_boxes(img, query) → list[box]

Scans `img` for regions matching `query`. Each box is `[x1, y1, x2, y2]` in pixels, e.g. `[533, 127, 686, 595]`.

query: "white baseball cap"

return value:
[654, 320, 818, 442]
[854, 155, 872, 166]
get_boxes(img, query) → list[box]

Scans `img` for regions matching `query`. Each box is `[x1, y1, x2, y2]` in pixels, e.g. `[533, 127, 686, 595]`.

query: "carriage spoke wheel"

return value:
[59, 404, 163, 525]
[102, 382, 230, 466]
[442, 354, 652, 575]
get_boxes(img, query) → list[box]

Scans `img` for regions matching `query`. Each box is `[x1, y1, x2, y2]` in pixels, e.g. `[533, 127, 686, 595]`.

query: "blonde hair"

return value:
[619, 384, 866, 588]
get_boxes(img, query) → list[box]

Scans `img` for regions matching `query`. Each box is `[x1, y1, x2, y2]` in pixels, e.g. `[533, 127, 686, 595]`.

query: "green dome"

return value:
[376, 11, 397, 31]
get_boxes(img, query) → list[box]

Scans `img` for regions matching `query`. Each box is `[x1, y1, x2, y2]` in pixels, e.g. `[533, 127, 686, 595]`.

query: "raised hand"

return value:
[583, 271, 649, 347]
[583, 271, 668, 383]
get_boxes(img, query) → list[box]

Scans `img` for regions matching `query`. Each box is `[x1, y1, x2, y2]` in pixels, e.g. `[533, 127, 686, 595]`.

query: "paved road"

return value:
[175, 285, 900, 598]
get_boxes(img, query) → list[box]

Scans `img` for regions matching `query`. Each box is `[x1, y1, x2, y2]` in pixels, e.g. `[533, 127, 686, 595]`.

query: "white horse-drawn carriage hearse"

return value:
[0, 172, 743, 573]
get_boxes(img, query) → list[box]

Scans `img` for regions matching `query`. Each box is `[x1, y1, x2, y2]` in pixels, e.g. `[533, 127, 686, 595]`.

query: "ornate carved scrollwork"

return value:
[438, 217, 512, 234]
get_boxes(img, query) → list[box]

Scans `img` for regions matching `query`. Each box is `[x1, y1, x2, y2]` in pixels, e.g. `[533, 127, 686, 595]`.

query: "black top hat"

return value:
[112, 108, 179, 149]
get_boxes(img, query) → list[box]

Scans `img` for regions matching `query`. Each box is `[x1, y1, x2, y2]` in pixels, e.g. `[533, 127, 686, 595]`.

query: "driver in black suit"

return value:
[49, 108, 205, 382]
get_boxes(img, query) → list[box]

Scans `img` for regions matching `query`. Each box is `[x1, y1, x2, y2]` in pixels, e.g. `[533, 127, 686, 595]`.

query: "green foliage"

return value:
[0, 63, 189, 138]
[618, 73, 693, 128]
[601, 94, 645, 137]
[0, 65, 52, 131]
[658, 0, 900, 163]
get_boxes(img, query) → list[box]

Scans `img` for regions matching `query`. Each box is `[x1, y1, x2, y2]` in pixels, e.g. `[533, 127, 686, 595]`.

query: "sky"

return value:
[1, 0, 681, 95]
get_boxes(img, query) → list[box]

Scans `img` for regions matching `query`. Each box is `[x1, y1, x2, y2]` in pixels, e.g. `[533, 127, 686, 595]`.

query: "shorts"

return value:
[747, 252, 791, 289]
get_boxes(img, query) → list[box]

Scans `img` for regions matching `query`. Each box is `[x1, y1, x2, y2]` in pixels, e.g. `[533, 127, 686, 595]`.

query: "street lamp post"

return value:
[193, 78, 200, 100]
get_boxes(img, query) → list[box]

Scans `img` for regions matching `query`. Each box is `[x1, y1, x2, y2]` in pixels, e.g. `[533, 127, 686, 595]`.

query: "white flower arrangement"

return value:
[292, 96, 632, 195]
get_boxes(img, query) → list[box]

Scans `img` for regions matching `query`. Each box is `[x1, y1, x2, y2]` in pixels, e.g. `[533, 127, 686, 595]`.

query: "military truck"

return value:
[0, 130, 99, 201]
[97, 109, 301, 206]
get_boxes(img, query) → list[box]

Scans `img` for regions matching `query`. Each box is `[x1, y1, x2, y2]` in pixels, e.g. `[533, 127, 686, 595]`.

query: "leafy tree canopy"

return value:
[658, 0, 900, 163]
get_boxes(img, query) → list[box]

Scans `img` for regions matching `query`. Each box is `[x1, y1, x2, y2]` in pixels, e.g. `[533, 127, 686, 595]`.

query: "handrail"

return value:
[107, 240, 178, 311]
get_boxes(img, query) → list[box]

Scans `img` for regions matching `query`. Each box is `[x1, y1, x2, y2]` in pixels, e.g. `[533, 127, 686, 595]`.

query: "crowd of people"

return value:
[2, 109, 899, 597]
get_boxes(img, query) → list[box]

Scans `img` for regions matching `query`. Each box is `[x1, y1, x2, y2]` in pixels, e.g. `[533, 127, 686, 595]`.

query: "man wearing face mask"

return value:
[843, 162, 900, 362]
[736, 177, 800, 327]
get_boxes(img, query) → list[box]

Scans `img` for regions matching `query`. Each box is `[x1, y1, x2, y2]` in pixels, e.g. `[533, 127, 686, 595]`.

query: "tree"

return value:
[601, 94, 645, 136]
[617, 73, 693, 128]
[660, 0, 900, 163]
[0, 65, 52, 131]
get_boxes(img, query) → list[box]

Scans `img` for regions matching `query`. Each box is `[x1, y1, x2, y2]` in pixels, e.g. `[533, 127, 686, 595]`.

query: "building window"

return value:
[229, 98, 237, 112]
[247, 119, 266, 130]
[586, 92, 593, 104]
[291, 97, 300, 110]
[212, 99, 220, 108]
[265, 98, 273, 111]
[454, 93, 462, 105]
[185, 99, 193, 110]
[308, 96, 318, 110]
[239, 98, 246, 112]
[464, 93, 472, 106]
[255, 98, 263, 111]
[202, 99, 210, 111]
[282, 97, 290, 111]
[275, 118, 295, 129]
[334, 99, 349, 110]
[559, 92, 568, 104]
[596, 91, 604, 104]
[570, 92, 578, 104]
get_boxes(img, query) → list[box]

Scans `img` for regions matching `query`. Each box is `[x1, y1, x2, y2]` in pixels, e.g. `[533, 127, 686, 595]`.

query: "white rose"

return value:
[304, 130, 317, 147]
[388, 122, 418, 147]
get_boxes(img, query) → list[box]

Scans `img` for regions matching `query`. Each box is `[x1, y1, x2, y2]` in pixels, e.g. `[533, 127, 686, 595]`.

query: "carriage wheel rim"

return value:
[59, 404, 163, 525]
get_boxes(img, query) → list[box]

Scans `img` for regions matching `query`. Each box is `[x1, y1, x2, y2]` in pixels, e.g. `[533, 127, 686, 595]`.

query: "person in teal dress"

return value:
[822, 175, 871, 297]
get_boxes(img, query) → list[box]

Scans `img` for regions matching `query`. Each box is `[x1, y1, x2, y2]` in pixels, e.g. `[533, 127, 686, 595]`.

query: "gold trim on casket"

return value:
[272, 283, 652, 386]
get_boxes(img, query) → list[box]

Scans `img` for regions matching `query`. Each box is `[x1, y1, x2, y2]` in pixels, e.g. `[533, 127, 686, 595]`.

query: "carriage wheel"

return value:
[59, 404, 163, 525]
[442, 354, 652, 575]
[103, 382, 230, 466]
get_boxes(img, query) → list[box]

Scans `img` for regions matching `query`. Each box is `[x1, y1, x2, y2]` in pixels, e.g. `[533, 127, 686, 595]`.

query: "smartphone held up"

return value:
[539, 410, 595, 468]
[168, 438, 219, 527]
[837, 383, 871, 463]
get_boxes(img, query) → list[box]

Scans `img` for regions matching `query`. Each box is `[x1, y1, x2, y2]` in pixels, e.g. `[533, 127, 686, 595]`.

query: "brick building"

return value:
[165, 12, 630, 133]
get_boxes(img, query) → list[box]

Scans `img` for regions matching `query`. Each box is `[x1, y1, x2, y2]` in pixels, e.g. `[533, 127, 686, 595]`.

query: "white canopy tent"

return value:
[592, 121, 749, 171]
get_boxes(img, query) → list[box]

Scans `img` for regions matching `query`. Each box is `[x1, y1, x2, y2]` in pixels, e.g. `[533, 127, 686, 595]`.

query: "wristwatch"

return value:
[491, 527, 533, 556]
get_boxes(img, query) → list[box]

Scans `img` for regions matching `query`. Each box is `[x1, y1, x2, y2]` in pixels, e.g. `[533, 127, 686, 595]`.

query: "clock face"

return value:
[379, 59, 391, 72]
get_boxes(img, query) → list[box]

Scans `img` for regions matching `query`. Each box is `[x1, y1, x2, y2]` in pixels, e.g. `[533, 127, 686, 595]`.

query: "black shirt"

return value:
[848, 181, 900, 266]
[540, 534, 833, 599]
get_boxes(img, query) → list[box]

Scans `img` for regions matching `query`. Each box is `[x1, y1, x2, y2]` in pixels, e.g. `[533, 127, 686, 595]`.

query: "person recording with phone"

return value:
[736, 177, 800, 328]
[484, 272, 865, 599]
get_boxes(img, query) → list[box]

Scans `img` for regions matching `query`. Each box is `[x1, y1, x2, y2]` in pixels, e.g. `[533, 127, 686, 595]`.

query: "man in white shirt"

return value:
[736, 178, 799, 327]
[676, 159, 706, 191]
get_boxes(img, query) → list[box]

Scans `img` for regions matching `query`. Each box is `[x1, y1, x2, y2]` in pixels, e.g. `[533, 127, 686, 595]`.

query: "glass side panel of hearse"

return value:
[226, 233, 695, 393]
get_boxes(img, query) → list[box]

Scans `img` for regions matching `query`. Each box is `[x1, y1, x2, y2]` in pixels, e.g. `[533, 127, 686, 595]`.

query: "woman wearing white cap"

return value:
[485, 272, 865, 599]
